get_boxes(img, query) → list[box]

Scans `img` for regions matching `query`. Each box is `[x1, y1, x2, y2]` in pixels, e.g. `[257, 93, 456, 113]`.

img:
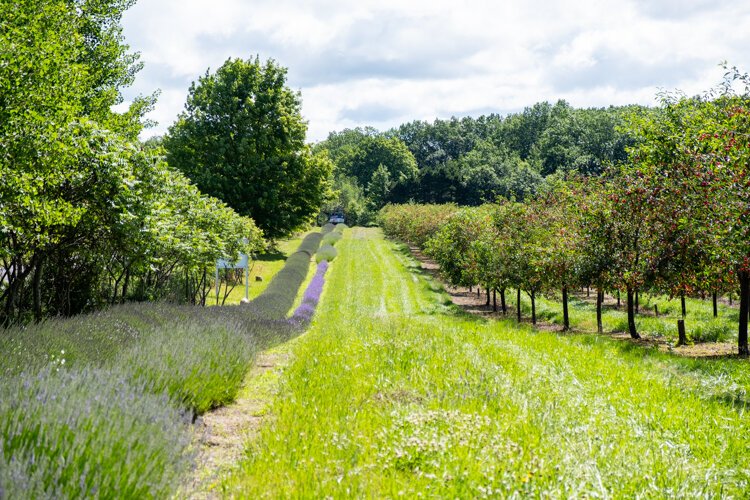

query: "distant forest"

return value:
[315, 100, 647, 224]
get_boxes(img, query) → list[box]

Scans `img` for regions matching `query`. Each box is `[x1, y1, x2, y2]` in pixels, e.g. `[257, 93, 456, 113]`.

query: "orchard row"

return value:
[379, 72, 750, 353]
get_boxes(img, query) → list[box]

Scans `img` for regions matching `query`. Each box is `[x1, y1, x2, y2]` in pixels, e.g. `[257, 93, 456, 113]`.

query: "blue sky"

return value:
[120, 0, 750, 142]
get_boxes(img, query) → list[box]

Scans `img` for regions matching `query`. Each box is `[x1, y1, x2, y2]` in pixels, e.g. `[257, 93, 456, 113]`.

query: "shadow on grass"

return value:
[256, 249, 286, 262]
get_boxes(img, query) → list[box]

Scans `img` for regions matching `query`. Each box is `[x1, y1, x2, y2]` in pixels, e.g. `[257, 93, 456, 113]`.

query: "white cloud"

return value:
[120, 0, 750, 142]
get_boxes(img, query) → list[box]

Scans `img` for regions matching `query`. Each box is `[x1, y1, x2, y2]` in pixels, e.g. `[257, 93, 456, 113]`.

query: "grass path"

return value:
[186, 231, 317, 497]
[224, 227, 750, 497]
[188, 338, 301, 498]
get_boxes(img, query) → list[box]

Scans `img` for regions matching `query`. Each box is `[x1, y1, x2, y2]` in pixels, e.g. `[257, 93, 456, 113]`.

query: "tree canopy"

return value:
[164, 57, 333, 240]
[0, 0, 264, 323]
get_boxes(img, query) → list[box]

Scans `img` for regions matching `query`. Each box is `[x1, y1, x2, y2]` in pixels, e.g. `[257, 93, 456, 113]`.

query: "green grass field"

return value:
[211, 232, 313, 305]
[225, 227, 750, 497]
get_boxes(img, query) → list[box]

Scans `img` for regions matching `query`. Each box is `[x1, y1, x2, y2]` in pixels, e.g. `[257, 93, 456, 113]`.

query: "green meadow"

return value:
[226, 227, 750, 497]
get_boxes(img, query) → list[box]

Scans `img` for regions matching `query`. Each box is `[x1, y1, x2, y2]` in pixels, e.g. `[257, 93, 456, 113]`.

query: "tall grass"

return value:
[226, 227, 750, 497]
[512, 289, 738, 343]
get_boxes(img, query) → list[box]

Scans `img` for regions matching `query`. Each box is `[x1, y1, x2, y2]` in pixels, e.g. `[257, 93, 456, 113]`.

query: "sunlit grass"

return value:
[512, 287, 738, 343]
[226, 227, 750, 497]
[211, 230, 313, 305]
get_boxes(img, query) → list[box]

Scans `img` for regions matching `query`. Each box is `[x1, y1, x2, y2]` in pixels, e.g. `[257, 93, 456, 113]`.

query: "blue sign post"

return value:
[215, 253, 250, 304]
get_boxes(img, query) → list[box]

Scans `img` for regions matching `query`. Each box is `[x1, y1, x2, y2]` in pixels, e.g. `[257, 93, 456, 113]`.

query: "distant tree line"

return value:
[315, 101, 641, 224]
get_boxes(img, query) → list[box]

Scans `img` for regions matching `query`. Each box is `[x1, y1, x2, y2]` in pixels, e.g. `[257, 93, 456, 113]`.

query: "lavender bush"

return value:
[322, 231, 342, 246]
[290, 260, 329, 324]
[0, 228, 333, 497]
[316, 244, 338, 263]
[0, 367, 192, 498]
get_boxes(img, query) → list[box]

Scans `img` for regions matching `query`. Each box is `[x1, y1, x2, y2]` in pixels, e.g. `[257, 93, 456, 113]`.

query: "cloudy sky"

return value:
[120, 0, 750, 142]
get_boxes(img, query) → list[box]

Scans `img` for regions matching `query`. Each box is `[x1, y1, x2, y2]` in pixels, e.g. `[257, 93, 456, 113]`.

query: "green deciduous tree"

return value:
[165, 57, 333, 240]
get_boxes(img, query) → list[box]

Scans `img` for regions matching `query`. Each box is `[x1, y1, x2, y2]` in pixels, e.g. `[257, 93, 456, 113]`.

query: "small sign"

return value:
[215, 253, 251, 302]
[216, 253, 249, 269]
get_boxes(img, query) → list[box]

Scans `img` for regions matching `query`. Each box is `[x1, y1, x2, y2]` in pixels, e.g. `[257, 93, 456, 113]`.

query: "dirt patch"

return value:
[404, 245, 740, 359]
[186, 349, 292, 498]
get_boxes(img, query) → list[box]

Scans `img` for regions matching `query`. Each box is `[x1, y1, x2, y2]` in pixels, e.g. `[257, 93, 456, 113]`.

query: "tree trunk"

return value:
[562, 285, 569, 331]
[486, 287, 490, 307]
[677, 319, 687, 346]
[627, 287, 640, 339]
[617, 290, 621, 308]
[681, 293, 687, 318]
[712, 291, 718, 318]
[500, 288, 507, 314]
[121, 268, 131, 304]
[32, 256, 44, 323]
[739, 271, 750, 356]
[477, 287, 480, 298]
[596, 289, 603, 334]
[517, 288, 521, 322]
[492, 288, 497, 312]
[530, 291, 536, 325]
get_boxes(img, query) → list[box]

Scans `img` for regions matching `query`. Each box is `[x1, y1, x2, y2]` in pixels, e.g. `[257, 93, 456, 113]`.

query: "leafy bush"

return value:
[334, 223, 348, 233]
[316, 244, 338, 263]
[0, 368, 192, 498]
[322, 231, 342, 246]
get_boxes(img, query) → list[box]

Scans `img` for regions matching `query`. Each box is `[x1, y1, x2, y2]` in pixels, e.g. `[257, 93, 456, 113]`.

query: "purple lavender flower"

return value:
[290, 261, 329, 323]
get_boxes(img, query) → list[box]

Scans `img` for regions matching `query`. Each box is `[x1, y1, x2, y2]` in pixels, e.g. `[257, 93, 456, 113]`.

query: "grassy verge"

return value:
[226, 227, 750, 497]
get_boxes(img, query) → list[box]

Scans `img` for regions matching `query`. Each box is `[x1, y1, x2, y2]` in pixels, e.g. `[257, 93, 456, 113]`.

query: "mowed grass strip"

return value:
[226, 227, 750, 498]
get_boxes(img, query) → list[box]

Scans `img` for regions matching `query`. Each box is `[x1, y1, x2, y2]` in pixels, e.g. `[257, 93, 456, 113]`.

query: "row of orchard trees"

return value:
[0, 0, 264, 324]
[380, 69, 750, 354]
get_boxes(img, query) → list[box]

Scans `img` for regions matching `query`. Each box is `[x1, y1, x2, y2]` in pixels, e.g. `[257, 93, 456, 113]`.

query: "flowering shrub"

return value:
[0, 227, 332, 497]
[322, 231, 342, 246]
[316, 244, 338, 263]
[290, 260, 329, 324]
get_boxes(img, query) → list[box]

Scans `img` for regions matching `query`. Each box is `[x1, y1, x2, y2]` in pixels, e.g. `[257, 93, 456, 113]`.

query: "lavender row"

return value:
[290, 260, 329, 324]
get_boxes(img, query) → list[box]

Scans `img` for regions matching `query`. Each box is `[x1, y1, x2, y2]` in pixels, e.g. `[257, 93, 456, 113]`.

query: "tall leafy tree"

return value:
[165, 57, 332, 240]
[0, 0, 153, 323]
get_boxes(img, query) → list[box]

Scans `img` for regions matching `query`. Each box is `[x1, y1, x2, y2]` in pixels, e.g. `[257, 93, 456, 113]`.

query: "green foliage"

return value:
[0, 0, 263, 323]
[322, 232, 342, 246]
[335, 135, 418, 189]
[316, 103, 635, 215]
[315, 244, 338, 263]
[321, 175, 373, 226]
[164, 57, 333, 240]
[367, 164, 393, 210]
[226, 228, 750, 497]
